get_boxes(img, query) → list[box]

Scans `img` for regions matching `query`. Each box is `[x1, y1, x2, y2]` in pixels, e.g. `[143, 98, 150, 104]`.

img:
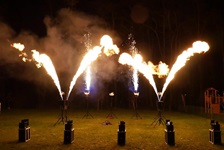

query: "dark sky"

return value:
[0, 0, 223, 108]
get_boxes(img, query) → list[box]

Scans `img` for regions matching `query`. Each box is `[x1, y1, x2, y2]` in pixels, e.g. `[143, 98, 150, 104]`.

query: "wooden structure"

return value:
[205, 88, 224, 114]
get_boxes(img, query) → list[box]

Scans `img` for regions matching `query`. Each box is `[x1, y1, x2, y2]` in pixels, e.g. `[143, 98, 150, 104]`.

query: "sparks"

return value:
[85, 65, 91, 92]
[84, 33, 92, 92]
[129, 34, 139, 92]
[67, 35, 119, 100]
[119, 53, 159, 100]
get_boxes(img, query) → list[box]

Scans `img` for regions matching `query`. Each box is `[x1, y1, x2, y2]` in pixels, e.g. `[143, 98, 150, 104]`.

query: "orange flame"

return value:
[119, 53, 159, 99]
[67, 35, 119, 99]
[11, 43, 31, 62]
[31, 50, 63, 99]
[11, 43, 25, 51]
[12, 43, 63, 99]
[148, 61, 169, 78]
[159, 41, 209, 100]
[100, 35, 119, 56]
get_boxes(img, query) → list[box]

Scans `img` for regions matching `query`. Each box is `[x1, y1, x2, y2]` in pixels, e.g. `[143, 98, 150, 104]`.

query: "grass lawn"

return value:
[0, 108, 224, 150]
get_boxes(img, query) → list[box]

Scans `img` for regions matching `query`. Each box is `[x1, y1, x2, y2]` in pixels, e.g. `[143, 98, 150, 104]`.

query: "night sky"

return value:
[0, 0, 223, 109]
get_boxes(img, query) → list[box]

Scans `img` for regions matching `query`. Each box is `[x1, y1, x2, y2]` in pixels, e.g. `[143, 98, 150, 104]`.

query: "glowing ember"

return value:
[84, 91, 90, 96]
[134, 92, 139, 96]
[159, 41, 210, 101]
[67, 35, 119, 100]
[109, 92, 115, 96]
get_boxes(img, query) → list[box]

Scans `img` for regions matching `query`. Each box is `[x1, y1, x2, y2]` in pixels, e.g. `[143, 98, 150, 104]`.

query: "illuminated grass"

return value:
[0, 109, 224, 149]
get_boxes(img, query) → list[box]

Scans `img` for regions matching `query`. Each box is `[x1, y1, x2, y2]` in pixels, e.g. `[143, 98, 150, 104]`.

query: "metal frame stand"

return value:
[106, 95, 117, 119]
[83, 95, 93, 119]
[131, 95, 142, 119]
[151, 101, 166, 127]
[54, 100, 68, 126]
[106, 93, 117, 119]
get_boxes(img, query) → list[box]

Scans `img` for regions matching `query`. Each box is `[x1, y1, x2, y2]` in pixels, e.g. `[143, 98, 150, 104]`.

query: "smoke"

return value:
[0, 22, 16, 64]
[41, 8, 109, 74]
[0, 8, 121, 90]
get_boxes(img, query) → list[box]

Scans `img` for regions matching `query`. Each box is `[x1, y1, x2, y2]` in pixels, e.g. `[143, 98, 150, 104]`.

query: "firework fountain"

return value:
[119, 41, 209, 101]
[83, 33, 93, 118]
[66, 35, 119, 100]
[12, 34, 119, 123]
[119, 41, 209, 125]
[12, 34, 119, 101]
[127, 34, 142, 119]
[84, 33, 92, 93]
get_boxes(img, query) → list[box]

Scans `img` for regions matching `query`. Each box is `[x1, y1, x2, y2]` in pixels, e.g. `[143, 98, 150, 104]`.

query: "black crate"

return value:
[118, 131, 126, 146]
[165, 129, 175, 145]
[19, 127, 30, 142]
[65, 123, 73, 131]
[64, 128, 74, 144]
[209, 129, 221, 144]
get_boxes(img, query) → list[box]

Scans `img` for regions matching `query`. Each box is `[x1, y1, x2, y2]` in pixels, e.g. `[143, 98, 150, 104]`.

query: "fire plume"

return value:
[159, 41, 210, 100]
[12, 43, 63, 100]
[11, 43, 25, 51]
[119, 53, 159, 99]
[67, 35, 119, 100]
[101, 35, 119, 56]
[11, 43, 31, 62]
[32, 50, 63, 99]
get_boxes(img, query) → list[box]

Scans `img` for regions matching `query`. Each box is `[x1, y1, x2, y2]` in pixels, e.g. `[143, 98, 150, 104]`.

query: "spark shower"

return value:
[119, 41, 209, 101]
[12, 35, 119, 100]
[12, 36, 209, 102]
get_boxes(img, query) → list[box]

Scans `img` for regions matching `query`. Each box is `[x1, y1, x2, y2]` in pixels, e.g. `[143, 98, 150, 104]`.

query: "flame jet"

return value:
[67, 35, 119, 100]
[84, 33, 92, 92]
[85, 66, 91, 91]
[12, 43, 63, 100]
[128, 34, 139, 92]
[32, 50, 63, 99]
[159, 41, 210, 101]
[119, 53, 165, 100]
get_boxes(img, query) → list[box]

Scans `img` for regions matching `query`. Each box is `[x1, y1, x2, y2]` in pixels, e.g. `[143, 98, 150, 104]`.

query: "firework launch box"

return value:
[209, 120, 221, 144]
[64, 120, 74, 144]
[164, 120, 175, 146]
[118, 121, 126, 146]
[18, 119, 30, 142]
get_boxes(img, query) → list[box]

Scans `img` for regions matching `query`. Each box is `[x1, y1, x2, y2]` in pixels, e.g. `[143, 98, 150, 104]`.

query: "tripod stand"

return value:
[106, 94, 117, 119]
[83, 94, 93, 118]
[131, 94, 142, 119]
[54, 100, 69, 126]
[151, 101, 166, 127]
